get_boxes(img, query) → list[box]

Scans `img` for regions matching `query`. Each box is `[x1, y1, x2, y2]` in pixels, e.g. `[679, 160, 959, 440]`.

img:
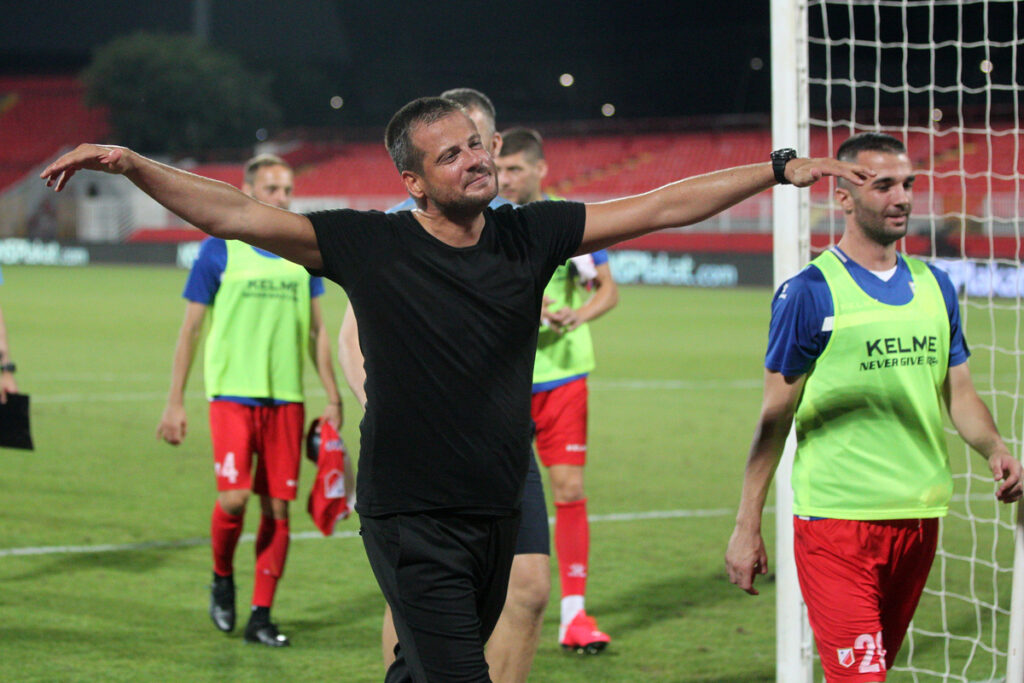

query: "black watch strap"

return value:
[771, 148, 798, 185]
[0, 362, 15, 373]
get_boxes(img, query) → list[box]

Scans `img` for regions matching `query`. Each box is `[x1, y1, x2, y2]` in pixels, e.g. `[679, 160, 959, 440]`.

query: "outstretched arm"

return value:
[579, 158, 873, 254]
[41, 145, 321, 269]
[945, 362, 1023, 504]
[725, 369, 806, 595]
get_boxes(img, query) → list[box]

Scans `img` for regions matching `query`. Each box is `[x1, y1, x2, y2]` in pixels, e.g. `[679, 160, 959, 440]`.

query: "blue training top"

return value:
[183, 237, 324, 406]
[765, 246, 969, 376]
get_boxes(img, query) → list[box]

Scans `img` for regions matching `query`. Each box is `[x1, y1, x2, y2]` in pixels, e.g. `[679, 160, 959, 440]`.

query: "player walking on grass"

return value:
[155, 154, 343, 648]
[44, 98, 868, 681]
[496, 127, 619, 654]
[725, 133, 1022, 682]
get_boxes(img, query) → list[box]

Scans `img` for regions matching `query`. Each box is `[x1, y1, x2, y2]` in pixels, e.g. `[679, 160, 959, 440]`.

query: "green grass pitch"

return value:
[0, 264, 1018, 682]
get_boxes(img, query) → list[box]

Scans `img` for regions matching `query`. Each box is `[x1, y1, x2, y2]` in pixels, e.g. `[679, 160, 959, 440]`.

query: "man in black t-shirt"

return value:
[43, 97, 871, 682]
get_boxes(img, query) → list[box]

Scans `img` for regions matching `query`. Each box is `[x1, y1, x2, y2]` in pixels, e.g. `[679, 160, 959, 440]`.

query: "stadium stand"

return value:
[0, 76, 108, 192]
[3, 76, 1015, 257]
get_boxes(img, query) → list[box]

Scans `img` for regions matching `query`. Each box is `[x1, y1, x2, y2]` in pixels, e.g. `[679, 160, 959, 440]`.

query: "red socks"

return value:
[210, 501, 244, 577]
[555, 498, 589, 599]
[211, 502, 291, 609]
[252, 516, 290, 608]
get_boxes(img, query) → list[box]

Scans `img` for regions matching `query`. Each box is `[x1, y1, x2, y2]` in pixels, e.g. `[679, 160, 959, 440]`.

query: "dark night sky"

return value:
[0, 0, 772, 128]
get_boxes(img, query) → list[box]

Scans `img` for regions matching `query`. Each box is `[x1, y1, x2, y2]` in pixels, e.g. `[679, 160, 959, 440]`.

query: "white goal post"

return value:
[770, 0, 1024, 681]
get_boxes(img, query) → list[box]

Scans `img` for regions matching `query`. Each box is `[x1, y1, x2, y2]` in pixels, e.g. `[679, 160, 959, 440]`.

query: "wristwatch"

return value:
[771, 148, 798, 185]
[0, 362, 15, 373]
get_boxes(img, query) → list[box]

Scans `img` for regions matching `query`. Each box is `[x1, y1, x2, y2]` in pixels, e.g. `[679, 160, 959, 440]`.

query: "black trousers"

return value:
[361, 510, 521, 683]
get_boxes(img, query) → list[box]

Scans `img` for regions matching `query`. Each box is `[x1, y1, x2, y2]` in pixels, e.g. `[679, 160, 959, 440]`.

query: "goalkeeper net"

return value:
[772, 0, 1024, 680]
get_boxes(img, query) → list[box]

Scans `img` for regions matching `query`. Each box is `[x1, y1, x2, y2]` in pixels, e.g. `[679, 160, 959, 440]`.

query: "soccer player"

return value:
[338, 89, 553, 683]
[496, 127, 619, 653]
[724, 133, 1022, 682]
[43, 99, 868, 681]
[155, 154, 344, 648]
[0, 267, 19, 403]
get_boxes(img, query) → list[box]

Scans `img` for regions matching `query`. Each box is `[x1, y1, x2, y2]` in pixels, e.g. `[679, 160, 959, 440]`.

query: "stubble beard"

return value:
[437, 176, 498, 219]
[856, 204, 909, 247]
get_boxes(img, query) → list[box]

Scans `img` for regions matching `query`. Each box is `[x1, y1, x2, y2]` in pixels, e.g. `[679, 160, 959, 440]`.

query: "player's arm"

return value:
[548, 262, 619, 333]
[41, 145, 321, 268]
[0, 302, 17, 403]
[337, 303, 367, 408]
[725, 369, 806, 595]
[310, 297, 343, 429]
[579, 158, 873, 254]
[156, 302, 207, 445]
[944, 362, 1023, 503]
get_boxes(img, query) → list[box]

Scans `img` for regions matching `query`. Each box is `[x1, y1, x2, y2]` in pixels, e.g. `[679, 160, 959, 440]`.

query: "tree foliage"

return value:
[83, 32, 279, 155]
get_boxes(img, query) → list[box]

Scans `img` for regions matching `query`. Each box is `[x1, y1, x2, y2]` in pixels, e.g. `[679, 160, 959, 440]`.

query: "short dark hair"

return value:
[243, 153, 290, 185]
[440, 88, 496, 123]
[384, 97, 465, 174]
[836, 132, 906, 163]
[499, 127, 545, 162]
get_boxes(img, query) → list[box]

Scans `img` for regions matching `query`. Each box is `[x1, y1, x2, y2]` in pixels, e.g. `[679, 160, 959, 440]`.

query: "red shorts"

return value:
[209, 400, 305, 501]
[793, 517, 939, 682]
[531, 377, 588, 467]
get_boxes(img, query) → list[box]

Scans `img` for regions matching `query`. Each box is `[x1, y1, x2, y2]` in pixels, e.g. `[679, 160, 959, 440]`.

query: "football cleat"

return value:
[559, 610, 611, 654]
[244, 618, 291, 647]
[209, 574, 236, 633]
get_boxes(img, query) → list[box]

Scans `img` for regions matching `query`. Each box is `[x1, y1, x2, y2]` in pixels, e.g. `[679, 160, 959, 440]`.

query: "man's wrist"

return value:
[0, 362, 16, 374]
[771, 148, 798, 184]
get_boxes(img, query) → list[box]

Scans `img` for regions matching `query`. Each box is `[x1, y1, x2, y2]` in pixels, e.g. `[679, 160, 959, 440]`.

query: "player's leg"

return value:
[208, 401, 258, 633]
[362, 512, 519, 683]
[244, 402, 303, 647]
[534, 378, 608, 652]
[486, 554, 549, 683]
[878, 518, 939, 669]
[794, 517, 888, 682]
[486, 455, 551, 683]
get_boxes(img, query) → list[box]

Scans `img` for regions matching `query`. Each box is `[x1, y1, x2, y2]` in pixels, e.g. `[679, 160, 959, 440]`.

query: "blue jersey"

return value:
[766, 247, 968, 376]
[183, 237, 324, 406]
[183, 238, 324, 305]
[386, 195, 513, 213]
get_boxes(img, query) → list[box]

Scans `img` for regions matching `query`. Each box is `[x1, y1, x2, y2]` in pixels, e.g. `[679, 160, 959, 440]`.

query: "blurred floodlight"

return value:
[979, 59, 994, 74]
[330, 95, 344, 109]
[750, 57, 764, 71]
[255, 128, 268, 141]
[559, 73, 575, 87]
[601, 103, 616, 117]
[931, 108, 943, 122]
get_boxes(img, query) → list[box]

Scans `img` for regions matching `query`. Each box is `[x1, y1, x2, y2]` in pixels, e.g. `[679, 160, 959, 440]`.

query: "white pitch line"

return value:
[27, 379, 762, 405]
[0, 507, 742, 559]
[0, 494, 1003, 559]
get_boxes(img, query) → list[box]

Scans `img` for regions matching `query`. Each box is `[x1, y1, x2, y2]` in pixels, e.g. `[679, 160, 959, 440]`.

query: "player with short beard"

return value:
[725, 132, 1022, 682]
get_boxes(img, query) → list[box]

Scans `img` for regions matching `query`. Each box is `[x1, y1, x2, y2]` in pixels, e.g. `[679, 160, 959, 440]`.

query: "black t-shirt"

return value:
[307, 201, 586, 516]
